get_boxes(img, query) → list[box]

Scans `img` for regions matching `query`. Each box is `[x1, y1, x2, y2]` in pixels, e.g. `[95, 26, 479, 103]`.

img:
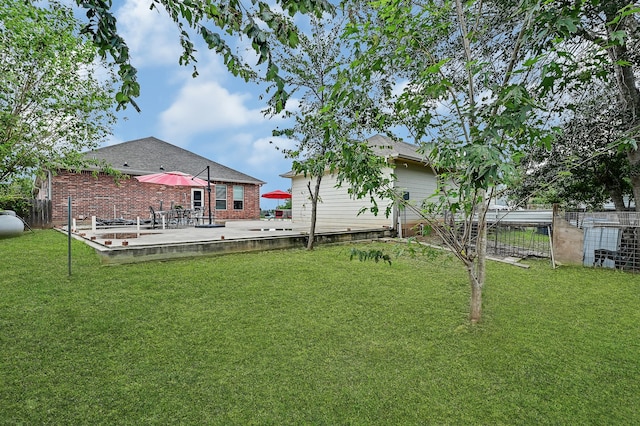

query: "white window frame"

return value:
[233, 185, 244, 210]
[215, 184, 227, 210]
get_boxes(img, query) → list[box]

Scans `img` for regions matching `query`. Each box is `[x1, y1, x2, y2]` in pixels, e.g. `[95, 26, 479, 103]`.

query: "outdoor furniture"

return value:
[191, 208, 204, 226]
[158, 208, 193, 228]
[149, 207, 193, 229]
[172, 208, 192, 227]
[147, 206, 209, 229]
[274, 209, 292, 219]
[149, 206, 161, 229]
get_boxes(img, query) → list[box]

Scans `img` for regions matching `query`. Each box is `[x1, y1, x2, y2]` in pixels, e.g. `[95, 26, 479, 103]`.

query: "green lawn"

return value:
[1, 230, 639, 424]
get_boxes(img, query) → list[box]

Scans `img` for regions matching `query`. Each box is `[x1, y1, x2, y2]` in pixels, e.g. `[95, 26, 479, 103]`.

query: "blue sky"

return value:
[105, 0, 300, 207]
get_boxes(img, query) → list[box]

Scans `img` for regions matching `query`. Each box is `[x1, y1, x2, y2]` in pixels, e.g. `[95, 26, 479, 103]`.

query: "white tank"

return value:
[0, 211, 24, 238]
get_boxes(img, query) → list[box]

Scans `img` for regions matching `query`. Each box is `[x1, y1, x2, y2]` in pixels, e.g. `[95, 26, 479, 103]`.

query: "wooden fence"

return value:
[25, 199, 52, 229]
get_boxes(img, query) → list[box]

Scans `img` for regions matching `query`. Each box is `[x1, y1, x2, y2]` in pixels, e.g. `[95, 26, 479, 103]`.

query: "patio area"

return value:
[65, 219, 393, 264]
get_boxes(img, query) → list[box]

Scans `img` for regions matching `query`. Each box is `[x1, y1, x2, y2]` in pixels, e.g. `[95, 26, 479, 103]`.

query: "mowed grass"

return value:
[1, 230, 639, 424]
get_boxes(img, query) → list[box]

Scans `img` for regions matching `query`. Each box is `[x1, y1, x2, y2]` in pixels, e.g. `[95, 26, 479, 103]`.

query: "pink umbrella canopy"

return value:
[261, 189, 292, 199]
[135, 171, 208, 187]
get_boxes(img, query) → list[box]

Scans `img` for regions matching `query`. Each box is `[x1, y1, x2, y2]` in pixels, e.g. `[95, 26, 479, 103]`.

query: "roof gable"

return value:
[280, 134, 432, 178]
[367, 134, 427, 163]
[84, 136, 264, 185]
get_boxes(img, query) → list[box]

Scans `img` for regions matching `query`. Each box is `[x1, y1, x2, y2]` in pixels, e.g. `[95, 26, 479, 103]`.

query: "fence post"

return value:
[24, 199, 52, 228]
[68, 196, 72, 276]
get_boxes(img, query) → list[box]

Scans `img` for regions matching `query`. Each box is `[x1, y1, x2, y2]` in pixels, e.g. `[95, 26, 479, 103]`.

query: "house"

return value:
[283, 134, 438, 236]
[36, 137, 265, 225]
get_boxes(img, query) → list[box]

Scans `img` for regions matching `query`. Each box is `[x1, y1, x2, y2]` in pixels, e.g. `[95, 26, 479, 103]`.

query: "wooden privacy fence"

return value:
[25, 199, 52, 228]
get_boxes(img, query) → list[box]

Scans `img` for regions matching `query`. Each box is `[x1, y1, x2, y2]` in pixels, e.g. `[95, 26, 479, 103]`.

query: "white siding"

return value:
[291, 168, 396, 229]
[290, 163, 438, 230]
[392, 163, 438, 222]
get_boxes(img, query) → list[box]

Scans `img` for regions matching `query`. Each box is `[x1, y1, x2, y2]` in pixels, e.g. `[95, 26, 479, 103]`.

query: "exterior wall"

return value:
[392, 163, 438, 236]
[48, 170, 260, 225]
[290, 164, 438, 231]
[291, 169, 396, 229]
[211, 182, 261, 221]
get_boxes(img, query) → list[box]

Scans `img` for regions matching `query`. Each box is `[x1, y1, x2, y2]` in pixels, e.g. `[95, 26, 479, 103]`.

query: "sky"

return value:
[103, 0, 302, 207]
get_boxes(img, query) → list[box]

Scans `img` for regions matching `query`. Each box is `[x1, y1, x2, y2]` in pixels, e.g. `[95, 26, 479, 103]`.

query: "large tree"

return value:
[0, 0, 116, 183]
[75, 0, 334, 111]
[338, 0, 640, 323]
[341, 0, 559, 323]
[512, 90, 633, 210]
[533, 0, 640, 210]
[267, 16, 381, 250]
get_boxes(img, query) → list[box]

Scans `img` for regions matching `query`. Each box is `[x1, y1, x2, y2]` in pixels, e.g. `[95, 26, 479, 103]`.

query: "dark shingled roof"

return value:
[84, 136, 265, 185]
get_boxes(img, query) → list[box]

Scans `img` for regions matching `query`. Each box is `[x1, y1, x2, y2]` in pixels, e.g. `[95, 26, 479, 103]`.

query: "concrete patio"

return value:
[67, 219, 394, 264]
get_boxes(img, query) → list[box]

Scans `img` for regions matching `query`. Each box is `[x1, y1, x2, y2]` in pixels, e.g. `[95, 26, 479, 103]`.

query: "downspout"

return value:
[393, 201, 401, 238]
[386, 159, 400, 237]
[47, 170, 52, 199]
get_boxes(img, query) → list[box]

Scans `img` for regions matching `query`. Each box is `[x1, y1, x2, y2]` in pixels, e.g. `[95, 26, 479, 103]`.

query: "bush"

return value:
[0, 195, 31, 218]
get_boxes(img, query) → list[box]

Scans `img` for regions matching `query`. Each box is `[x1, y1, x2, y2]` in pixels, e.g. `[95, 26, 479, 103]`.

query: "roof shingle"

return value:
[84, 136, 265, 185]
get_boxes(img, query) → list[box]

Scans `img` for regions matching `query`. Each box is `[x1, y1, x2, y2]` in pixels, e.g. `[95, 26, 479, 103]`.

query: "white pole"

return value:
[137, 217, 140, 238]
[92, 216, 96, 232]
[162, 216, 166, 230]
[72, 218, 77, 233]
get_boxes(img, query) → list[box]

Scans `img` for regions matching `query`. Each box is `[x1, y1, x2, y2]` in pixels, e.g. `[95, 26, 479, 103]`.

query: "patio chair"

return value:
[190, 208, 203, 226]
[149, 206, 161, 229]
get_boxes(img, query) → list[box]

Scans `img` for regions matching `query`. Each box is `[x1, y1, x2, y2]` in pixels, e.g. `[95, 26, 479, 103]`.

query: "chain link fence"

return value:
[565, 211, 640, 272]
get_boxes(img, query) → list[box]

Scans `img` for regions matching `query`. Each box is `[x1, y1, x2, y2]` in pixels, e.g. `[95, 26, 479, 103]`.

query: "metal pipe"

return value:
[207, 166, 212, 225]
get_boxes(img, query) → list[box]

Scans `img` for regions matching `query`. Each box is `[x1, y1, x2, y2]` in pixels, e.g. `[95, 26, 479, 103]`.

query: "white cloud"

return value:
[247, 136, 295, 169]
[159, 79, 265, 142]
[116, 0, 182, 67]
[392, 79, 410, 98]
[171, 49, 229, 83]
[283, 96, 301, 114]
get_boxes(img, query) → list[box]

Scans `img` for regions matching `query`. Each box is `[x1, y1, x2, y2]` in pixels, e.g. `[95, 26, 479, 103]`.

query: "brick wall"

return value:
[50, 170, 261, 225]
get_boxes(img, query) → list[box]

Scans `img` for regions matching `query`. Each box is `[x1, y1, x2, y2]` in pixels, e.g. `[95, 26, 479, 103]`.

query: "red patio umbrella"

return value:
[135, 171, 208, 187]
[261, 189, 292, 217]
[261, 189, 292, 199]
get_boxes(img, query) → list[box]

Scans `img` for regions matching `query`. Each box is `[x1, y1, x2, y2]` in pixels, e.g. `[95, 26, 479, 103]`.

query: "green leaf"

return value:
[609, 30, 627, 45]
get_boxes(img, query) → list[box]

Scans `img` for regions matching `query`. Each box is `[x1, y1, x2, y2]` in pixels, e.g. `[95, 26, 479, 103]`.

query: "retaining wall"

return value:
[94, 228, 393, 265]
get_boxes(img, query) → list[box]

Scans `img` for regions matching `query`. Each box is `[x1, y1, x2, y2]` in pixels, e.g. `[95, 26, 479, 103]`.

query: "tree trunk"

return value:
[609, 185, 629, 211]
[605, 11, 640, 212]
[467, 260, 482, 324]
[307, 175, 322, 250]
[468, 192, 488, 324]
[476, 192, 488, 289]
[628, 149, 640, 212]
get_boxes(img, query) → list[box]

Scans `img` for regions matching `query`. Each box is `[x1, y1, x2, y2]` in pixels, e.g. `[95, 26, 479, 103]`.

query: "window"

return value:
[233, 185, 244, 210]
[215, 184, 227, 210]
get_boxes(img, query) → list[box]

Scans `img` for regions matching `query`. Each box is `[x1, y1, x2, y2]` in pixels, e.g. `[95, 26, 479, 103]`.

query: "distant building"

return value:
[283, 134, 438, 236]
[36, 137, 264, 225]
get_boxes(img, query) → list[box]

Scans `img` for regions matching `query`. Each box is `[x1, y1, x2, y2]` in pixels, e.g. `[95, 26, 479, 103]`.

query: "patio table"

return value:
[155, 209, 193, 228]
